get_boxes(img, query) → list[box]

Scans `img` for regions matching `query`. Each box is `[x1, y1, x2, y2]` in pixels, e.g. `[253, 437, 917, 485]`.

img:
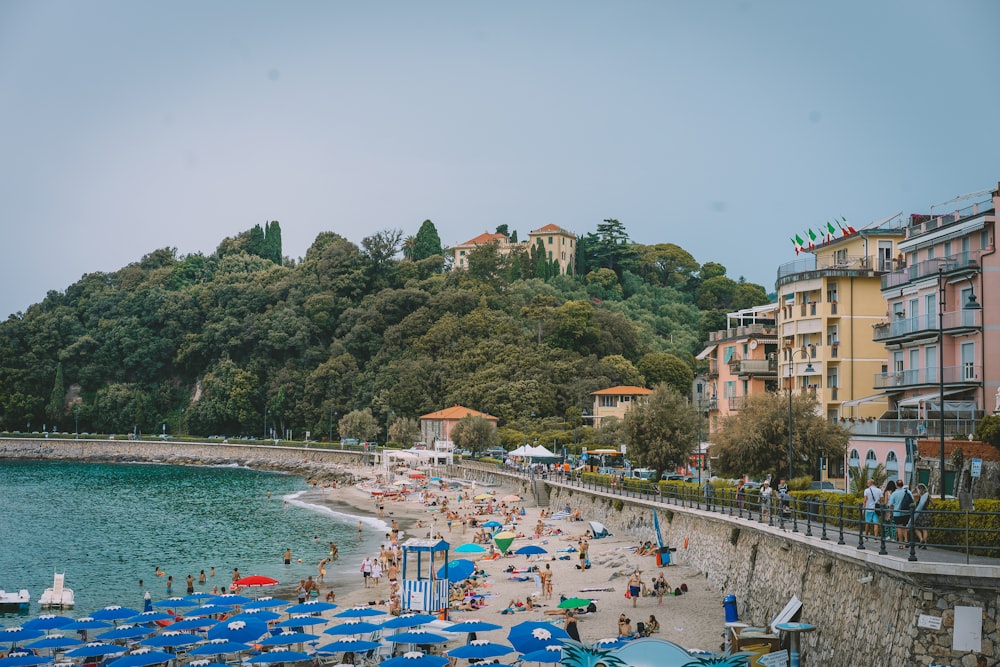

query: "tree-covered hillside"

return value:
[0, 219, 768, 440]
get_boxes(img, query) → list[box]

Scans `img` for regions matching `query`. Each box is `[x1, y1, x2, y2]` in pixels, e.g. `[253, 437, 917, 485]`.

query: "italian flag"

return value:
[807, 228, 817, 249]
[791, 234, 805, 254]
[826, 221, 837, 242]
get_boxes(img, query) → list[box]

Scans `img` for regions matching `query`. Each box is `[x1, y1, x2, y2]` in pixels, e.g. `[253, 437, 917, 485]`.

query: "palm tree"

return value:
[847, 463, 888, 494]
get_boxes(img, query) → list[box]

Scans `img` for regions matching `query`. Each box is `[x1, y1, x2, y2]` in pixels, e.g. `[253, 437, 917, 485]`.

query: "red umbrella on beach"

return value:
[233, 575, 278, 588]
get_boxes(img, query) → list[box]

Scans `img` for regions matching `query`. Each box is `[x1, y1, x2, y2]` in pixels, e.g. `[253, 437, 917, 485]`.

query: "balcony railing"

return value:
[881, 250, 983, 290]
[707, 324, 778, 343]
[872, 309, 982, 342]
[776, 254, 880, 282]
[728, 396, 746, 411]
[729, 358, 778, 376]
[906, 199, 992, 238]
[873, 364, 983, 389]
[875, 418, 981, 438]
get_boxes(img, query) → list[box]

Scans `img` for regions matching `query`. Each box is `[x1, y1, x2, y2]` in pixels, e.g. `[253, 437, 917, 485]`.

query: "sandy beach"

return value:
[294, 465, 728, 655]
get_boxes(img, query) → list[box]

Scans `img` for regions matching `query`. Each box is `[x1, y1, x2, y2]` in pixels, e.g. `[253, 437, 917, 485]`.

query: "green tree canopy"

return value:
[624, 384, 697, 475]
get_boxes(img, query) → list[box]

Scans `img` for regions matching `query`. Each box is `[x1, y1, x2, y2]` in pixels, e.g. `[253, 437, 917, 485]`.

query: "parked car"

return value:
[483, 447, 506, 459]
[808, 480, 846, 493]
[661, 473, 694, 482]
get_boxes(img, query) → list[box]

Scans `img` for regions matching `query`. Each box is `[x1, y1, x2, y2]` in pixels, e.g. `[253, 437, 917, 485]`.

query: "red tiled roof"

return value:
[459, 232, 507, 246]
[531, 223, 572, 235]
[419, 405, 498, 421]
[591, 386, 653, 396]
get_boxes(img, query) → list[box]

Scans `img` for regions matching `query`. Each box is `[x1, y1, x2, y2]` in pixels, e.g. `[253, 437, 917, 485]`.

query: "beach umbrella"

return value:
[152, 597, 191, 609]
[591, 638, 629, 650]
[168, 618, 219, 632]
[65, 642, 127, 659]
[60, 618, 113, 632]
[96, 625, 156, 642]
[106, 648, 174, 667]
[140, 631, 202, 649]
[492, 531, 516, 555]
[334, 607, 386, 619]
[514, 545, 547, 556]
[473, 494, 493, 501]
[518, 646, 563, 663]
[323, 622, 381, 637]
[0, 628, 44, 645]
[227, 611, 282, 624]
[243, 598, 290, 610]
[556, 598, 591, 610]
[181, 604, 230, 617]
[23, 615, 73, 632]
[481, 520, 502, 529]
[91, 606, 141, 622]
[506, 622, 570, 655]
[285, 600, 337, 614]
[315, 639, 380, 654]
[206, 619, 268, 644]
[381, 614, 436, 631]
[188, 661, 230, 667]
[211, 594, 253, 607]
[258, 632, 320, 647]
[182, 593, 217, 604]
[187, 639, 253, 656]
[24, 635, 83, 651]
[442, 622, 501, 634]
[233, 576, 278, 588]
[380, 651, 449, 667]
[245, 651, 312, 664]
[452, 544, 486, 555]
[500, 494, 521, 503]
[0, 652, 52, 667]
[275, 616, 329, 630]
[384, 631, 448, 645]
[447, 641, 514, 660]
[435, 560, 475, 584]
[126, 611, 176, 625]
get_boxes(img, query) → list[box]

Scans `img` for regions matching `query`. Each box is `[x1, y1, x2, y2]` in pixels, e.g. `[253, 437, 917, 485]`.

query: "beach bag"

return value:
[624, 590, 631, 599]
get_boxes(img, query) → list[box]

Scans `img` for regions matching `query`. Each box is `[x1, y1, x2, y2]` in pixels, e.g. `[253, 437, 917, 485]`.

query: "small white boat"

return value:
[39, 572, 74, 609]
[0, 588, 30, 612]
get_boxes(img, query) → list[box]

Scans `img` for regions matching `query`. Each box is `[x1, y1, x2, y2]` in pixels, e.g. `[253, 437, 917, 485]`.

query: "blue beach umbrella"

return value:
[183, 593, 217, 604]
[514, 545, 547, 556]
[591, 638, 630, 650]
[106, 648, 174, 667]
[23, 616, 73, 632]
[275, 616, 329, 630]
[452, 544, 486, 555]
[91, 606, 141, 622]
[335, 607, 386, 619]
[227, 611, 282, 624]
[0, 628, 44, 645]
[519, 646, 563, 663]
[243, 598, 290, 610]
[435, 560, 475, 584]
[60, 618, 113, 632]
[211, 594, 253, 607]
[258, 632, 320, 647]
[285, 600, 336, 615]
[140, 631, 202, 649]
[206, 619, 268, 644]
[168, 618, 219, 632]
[126, 611, 176, 625]
[181, 604, 230, 617]
[25, 635, 84, 651]
[443, 622, 501, 634]
[245, 651, 312, 664]
[447, 641, 514, 660]
[380, 651, 449, 667]
[187, 639, 253, 656]
[315, 639, 381, 654]
[506, 622, 570, 655]
[0, 652, 52, 667]
[96, 625, 156, 642]
[65, 642, 127, 659]
[381, 614, 436, 630]
[152, 597, 191, 609]
[481, 521, 502, 529]
[384, 631, 448, 645]
[323, 621, 382, 637]
[188, 661, 229, 667]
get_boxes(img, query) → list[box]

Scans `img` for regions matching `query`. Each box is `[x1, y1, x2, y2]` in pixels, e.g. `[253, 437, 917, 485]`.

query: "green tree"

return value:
[451, 415, 499, 456]
[388, 416, 421, 446]
[46, 362, 65, 427]
[411, 220, 443, 261]
[265, 220, 283, 263]
[624, 384, 697, 475]
[711, 392, 850, 481]
[637, 352, 693, 395]
[340, 408, 379, 442]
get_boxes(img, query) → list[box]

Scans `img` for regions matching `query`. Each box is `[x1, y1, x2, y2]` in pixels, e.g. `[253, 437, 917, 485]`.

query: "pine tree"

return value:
[265, 221, 283, 263]
[411, 220, 442, 261]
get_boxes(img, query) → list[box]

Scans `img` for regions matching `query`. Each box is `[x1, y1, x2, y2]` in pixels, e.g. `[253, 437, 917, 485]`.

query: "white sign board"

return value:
[953, 605, 982, 652]
[970, 458, 982, 478]
[918, 614, 942, 630]
[757, 651, 789, 667]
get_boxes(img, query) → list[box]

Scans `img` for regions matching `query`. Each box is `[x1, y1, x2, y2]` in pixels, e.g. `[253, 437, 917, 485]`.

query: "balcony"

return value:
[728, 358, 778, 377]
[872, 309, 982, 343]
[707, 324, 778, 343]
[905, 198, 992, 238]
[728, 396, 746, 411]
[880, 250, 982, 290]
[873, 364, 983, 389]
[776, 253, 880, 287]
[875, 418, 981, 438]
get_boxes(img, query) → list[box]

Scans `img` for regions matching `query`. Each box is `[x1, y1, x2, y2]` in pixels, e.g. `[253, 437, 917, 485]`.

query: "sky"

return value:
[2, 1, 999, 319]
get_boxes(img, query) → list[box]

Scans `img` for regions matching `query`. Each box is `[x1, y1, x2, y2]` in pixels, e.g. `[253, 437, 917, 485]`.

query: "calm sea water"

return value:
[0, 460, 387, 621]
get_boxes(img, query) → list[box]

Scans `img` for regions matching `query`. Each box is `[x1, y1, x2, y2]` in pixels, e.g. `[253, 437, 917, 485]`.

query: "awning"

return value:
[897, 390, 962, 408]
[841, 394, 887, 408]
[695, 345, 717, 361]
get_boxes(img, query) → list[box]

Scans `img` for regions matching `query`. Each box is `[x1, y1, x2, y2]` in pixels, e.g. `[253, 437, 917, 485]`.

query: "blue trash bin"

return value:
[723, 594, 738, 623]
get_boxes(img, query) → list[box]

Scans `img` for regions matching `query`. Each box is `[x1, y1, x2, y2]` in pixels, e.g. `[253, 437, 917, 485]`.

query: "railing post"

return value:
[791, 499, 798, 533]
[804, 498, 812, 537]
[908, 506, 918, 562]
[820, 499, 828, 540]
[856, 502, 866, 550]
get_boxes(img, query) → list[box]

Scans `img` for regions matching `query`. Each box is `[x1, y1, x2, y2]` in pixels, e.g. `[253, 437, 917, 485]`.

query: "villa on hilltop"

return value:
[452, 224, 577, 276]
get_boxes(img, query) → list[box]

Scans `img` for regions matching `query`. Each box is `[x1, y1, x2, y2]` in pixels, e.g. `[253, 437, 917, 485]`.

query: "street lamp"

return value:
[264, 407, 269, 439]
[787, 346, 816, 482]
[74, 405, 80, 439]
[937, 267, 981, 500]
[695, 397, 704, 486]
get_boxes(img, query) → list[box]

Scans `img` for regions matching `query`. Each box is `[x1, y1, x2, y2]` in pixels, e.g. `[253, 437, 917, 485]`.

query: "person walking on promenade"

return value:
[863, 478, 882, 540]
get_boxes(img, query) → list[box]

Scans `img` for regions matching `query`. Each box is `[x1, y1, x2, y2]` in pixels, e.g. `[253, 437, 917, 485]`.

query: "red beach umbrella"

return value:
[233, 575, 278, 588]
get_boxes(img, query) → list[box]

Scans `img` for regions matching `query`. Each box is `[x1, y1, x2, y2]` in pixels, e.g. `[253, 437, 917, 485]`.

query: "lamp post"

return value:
[787, 346, 815, 482]
[937, 267, 981, 500]
[264, 407, 269, 439]
[74, 405, 80, 439]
